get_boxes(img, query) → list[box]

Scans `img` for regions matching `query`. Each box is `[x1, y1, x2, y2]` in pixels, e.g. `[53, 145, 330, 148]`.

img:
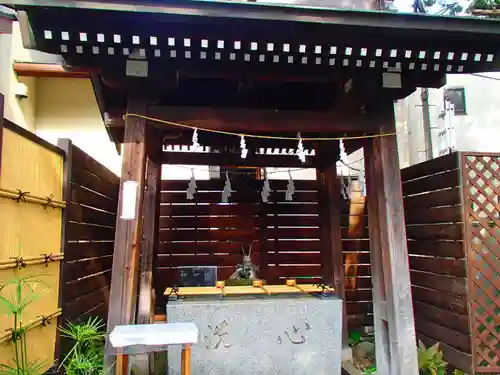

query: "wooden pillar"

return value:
[364, 102, 418, 375]
[106, 93, 148, 375]
[137, 154, 161, 324]
[135, 152, 161, 374]
[316, 142, 348, 351]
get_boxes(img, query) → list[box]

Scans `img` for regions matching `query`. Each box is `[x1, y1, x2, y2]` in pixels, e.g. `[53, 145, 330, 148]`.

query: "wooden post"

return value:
[55, 139, 73, 368]
[136, 153, 161, 374]
[259, 201, 269, 282]
[181, 344, 192, 375]
[106, 92, 148, 375]
[137, 156, 161, 324]
[364, 102, 419, 375]
[364, 141, 391, 375]
[316, 142, 348, 352]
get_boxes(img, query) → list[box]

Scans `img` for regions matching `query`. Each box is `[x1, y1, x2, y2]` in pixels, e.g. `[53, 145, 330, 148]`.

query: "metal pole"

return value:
[420, 88, 433, 160]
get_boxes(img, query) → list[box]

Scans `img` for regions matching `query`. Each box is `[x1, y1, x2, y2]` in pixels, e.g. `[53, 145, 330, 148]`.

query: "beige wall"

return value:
[34, 78, 122, 175]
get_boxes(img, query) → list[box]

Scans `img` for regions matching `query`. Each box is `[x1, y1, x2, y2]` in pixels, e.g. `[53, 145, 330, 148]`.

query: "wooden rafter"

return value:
[13, 62, 94, 78]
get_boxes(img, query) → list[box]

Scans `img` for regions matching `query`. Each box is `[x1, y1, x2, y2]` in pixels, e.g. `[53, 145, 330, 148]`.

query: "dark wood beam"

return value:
[364, 101, 419, 375]
[147, 106, 377, 134]
[161, 151, 316, 168]
[13, 62, 92, 78]
[91, 74, 122, 155]
[105, 92, 148, 375]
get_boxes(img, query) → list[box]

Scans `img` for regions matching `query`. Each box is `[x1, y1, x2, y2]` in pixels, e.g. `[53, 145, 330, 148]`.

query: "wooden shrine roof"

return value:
[4, 0, 500, 77]
[5, 0, 500, 146]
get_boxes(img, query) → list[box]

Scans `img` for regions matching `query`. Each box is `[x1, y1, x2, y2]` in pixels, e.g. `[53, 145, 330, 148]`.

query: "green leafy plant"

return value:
[364, 365, 377, 374]
[0, 275, 50, 375]
[59, 317, 106, 375]
[418, 340, 448, 375]
[348, 330, 363, 347]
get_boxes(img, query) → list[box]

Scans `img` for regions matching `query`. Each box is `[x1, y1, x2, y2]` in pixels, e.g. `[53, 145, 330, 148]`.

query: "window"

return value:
[444, 87, 466, 115]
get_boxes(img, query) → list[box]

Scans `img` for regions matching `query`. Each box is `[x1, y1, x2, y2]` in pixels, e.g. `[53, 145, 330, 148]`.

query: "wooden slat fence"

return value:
[401, 151, 500, 374]
[58, 139, 119, 324]
[0, 113, 65, 370]
[156, 175, 373, 330]
[401, 153, 471, 371]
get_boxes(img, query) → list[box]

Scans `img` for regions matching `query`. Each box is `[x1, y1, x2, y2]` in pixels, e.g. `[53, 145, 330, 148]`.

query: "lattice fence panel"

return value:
[463, 154, 500, 373]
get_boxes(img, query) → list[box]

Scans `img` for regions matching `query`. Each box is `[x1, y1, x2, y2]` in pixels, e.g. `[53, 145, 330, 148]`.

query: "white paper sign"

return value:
[120, 180, 138, 220]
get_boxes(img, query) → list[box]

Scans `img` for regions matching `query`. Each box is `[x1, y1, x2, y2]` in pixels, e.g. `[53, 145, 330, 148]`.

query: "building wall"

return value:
[34, 78, 122, 175]
[0, 21, 36, 131]
[395, 73, 500, 167]
[0, 21, 124, 174]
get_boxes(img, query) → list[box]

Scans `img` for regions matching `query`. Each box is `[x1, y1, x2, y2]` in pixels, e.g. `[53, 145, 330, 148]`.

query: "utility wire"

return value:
[471, 73, 500, 81]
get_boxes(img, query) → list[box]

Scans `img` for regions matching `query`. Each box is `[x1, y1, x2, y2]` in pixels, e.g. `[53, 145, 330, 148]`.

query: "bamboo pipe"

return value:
[0, 308, 62, 344]
[0, 253, 64, 270]
[0, 188, 66, 208]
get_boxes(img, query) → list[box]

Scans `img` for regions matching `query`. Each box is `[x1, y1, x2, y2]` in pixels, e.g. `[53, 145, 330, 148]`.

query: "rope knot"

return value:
[13, 190, 30, 203]
[313, 283, 333, 293]
[40, 315, 52, 326]
[7, 328, 23, 342]
[167, 285, 179, 298]
[10, 256, 27, 270]
[41, 253, 55, 267]
[42, 194, 55, 209]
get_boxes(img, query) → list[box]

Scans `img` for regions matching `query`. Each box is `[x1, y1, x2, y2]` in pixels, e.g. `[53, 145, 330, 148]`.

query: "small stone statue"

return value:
[229, 244, 259, 281]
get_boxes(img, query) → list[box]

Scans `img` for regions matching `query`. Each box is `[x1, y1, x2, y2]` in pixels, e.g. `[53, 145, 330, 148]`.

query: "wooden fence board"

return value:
[412, 286, 467, 314]
[64, 286, 109, 321]
[415, 319, 471, 353]
[63, 241, 114, 261]
[71, 166, 118, 200]
[64, 256, 114, 281]
[401, 153, 458, 182]
[67, 202, 117, 227]
[59, 141, 119, 330]
[71, 145, 119, 187]
[409, 256, 466, 277]
[403, 187, 461, 210]
[405, 223, 463, 241]
[402, 169, 460, 196]
[71, 183, 117, 213]
[67, 222, 116, 241]
[63, 271, 111, 301]
[404, 206, 462, 225]
[410, 271, 466, 295]
[407, 240, 464, 258]
[413, 301, 470, 334]
[161, 179, 318, 191]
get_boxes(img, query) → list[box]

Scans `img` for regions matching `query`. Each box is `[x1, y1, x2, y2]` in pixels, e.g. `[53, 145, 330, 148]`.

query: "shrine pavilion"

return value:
[3, 0, 500, 374]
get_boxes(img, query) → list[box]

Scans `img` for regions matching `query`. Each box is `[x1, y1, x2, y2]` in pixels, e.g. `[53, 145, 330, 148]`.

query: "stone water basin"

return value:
[166, 292, 343, 375]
